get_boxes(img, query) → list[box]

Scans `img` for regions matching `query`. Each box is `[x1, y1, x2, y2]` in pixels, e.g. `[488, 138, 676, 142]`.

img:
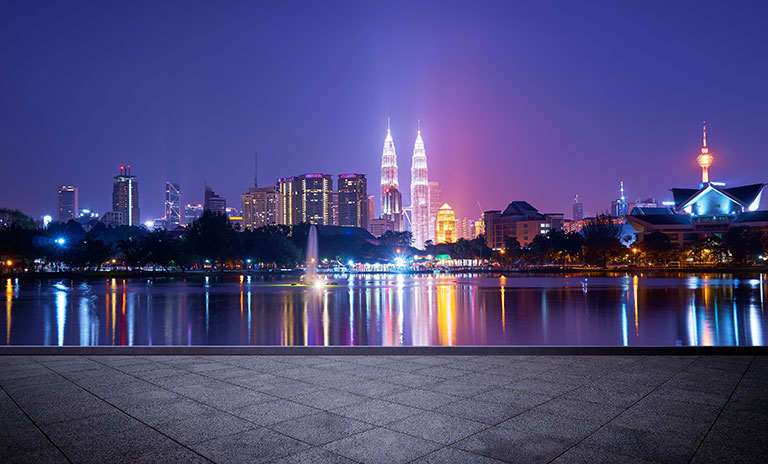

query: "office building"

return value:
[184, 203, 204, 225]
[382, 186, 403, 231]
[338, 174, 368, 229]
[112, 166, 139, 226]
[484, 201, 565, 248]
[241, 186, 279, 229]
[572, 194, 583, 221]
[368, 217, 397, 237]
[429, 181, 442, 242]
[277, 174, 333, 225]
[436, 203, 457, 244]
[610, 181, 628, 218]
[165, 182, 181, 228]
[204, 185, 226, 215]
[57, 185, 79, 223]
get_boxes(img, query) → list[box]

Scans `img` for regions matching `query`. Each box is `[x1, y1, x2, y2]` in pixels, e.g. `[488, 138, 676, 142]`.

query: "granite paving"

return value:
[0, 354, 766, 463]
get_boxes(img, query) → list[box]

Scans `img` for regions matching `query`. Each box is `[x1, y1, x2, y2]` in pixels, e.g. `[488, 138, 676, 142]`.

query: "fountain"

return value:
[305, 224, 320, 285]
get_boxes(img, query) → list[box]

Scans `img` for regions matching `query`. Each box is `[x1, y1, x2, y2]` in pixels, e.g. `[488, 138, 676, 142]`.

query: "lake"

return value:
[2, 273, 765, 346]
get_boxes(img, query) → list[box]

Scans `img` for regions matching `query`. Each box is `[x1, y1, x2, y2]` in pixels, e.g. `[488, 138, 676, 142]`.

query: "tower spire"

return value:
[387, 117, 391, 133]
[697, 121, 713, 184]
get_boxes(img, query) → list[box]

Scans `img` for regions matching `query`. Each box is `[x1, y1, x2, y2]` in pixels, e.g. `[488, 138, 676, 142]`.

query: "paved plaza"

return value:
[1, 354, 766, 463]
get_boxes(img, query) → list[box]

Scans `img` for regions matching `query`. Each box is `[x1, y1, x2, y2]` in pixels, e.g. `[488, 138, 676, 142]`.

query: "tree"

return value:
[582, 215, 625, 267]
[185, 211, 237, 270]
[637, 231, 678, 265]
[502, 236, 524, 263]
[723, 227, 764, 264]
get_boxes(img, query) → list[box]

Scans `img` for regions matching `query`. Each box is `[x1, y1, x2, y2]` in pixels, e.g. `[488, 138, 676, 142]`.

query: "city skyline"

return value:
[1, 1, 768, 221]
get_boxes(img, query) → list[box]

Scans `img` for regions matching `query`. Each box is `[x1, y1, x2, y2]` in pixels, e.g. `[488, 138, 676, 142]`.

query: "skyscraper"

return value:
[276, 174, 333, 225]
[165, 182, 181, 228]
[436, 203, 457, 244]
[428, 181, 442, 242]
[204, 185, 227, 215]
[57, 185, 78, 222]
[112, 166, 139, 226]
[610, 181, 628, 217]
[572, 194, 584, 221]
[380, 119, 401, 230]
[410, 123, 430, 249]
[184, 203, 204, 225]
[382, 186, 403, 231]
[338, 174, 368, 229]
[241, 186, 279, 229]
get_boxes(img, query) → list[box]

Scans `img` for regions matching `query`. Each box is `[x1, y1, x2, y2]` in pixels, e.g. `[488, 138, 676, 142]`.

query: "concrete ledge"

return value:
[1, 345, 766, 355]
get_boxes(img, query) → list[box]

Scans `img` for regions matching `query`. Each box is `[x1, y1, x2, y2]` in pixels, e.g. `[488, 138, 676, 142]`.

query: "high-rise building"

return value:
[368, 218, 397, 237]
[457, 217, 474, 241]
[184, 203, 204, 225]
[330, 192, 339, 226]
[367, 195, 375, 224]
[428, 181, 442, 242]
[277, 174, 333, 225]
[338, 174, 368, 229]
[112, 166, 139, 226]
[165, 182, 181, 229]
[382, 186, 403, 231]
[204, 185, 227, 215]
[380, 119, 401, 229]
[610, 181, 628, 218]
[241, 186, 279, 229]
[436, 203, 457, 244]
[57, 185, 78, 222]
[410, 124, 430, 249]
[572, 194, 584, 221]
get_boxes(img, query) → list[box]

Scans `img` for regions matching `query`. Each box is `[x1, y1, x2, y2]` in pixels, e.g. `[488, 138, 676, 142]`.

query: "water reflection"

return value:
[1, 273, 766, 346]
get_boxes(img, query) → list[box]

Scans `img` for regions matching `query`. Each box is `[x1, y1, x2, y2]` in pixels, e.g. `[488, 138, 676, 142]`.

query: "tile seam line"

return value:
[0, 381, 73, 464]
[686, 355, 756, 464]
[408, 356, 653, 463]
[28, 356, 216, 464]
[545, 355, 702, 464]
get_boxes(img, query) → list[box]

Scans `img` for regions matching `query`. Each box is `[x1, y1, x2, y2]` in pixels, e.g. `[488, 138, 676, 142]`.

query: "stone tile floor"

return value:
[1, 354, 766, 463]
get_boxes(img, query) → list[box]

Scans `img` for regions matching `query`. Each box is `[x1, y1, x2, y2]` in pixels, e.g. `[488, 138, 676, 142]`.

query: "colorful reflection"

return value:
[0, 273, 766, 346]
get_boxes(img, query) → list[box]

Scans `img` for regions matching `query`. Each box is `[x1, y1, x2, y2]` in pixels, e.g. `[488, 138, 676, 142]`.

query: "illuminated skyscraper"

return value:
[184, 203, 204, 225]
[277, 174, 333, 225]
[338, 174, 368, 229]
[436, 203, 456, 244]
[57, 185, 78, 222]
[610, 181, 628, 217]
[428, 181, 442, 242]
[410, 123, 430, 249]
[382, 186, 403, 231]
[165, 182, 181, 228]
[241, 186, 279, 229]
[572, 194, 583, 221]
[112, 166, 139, 226]
[697, 121, 713, 184]
[380, 119, 401, 229]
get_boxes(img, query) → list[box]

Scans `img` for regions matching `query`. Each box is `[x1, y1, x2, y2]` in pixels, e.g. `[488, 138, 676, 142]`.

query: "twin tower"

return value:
[380, 120, 431, 248]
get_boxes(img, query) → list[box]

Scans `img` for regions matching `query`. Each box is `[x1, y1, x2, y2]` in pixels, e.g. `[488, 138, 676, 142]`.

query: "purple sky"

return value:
[1, 0, 767, 222]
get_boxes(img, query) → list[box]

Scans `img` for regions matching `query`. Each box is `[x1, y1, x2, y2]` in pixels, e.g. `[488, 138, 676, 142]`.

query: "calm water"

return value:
[2, 273, 766, 346]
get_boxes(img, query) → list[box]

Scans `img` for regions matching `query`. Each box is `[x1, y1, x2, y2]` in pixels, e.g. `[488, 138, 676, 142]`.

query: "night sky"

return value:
[1, 0, 767, 222]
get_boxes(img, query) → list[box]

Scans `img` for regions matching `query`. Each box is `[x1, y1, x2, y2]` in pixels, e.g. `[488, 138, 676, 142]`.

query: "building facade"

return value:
[241, 185, 279, 230]
[277, 174, 333, 225]
[337, 174, 368, 229]
[572, 194, 583, 222]
[380, 120, 402, 230]
[184, 203, 203, 225]
[57, 185, 78, 223]
[410, 126, 430, 249]
[484, 201, 564, 249]
[204, 186, 227, 215]
[436, 203, 457, 244]
[165, 182, 181, 229]
[112, 166, 139, 226]
[428, 181, 442, 242]
[610, 181, 628, 218]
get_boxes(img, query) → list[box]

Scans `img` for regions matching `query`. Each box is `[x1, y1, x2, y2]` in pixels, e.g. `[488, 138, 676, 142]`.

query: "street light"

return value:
[55, 237, 66, 246]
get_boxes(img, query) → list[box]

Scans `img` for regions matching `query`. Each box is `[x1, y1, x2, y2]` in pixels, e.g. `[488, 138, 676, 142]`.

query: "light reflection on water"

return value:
[1, 273, 766, 346]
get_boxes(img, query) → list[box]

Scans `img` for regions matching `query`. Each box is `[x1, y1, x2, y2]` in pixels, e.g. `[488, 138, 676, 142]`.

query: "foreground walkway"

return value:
[1, 354, 766, 463]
